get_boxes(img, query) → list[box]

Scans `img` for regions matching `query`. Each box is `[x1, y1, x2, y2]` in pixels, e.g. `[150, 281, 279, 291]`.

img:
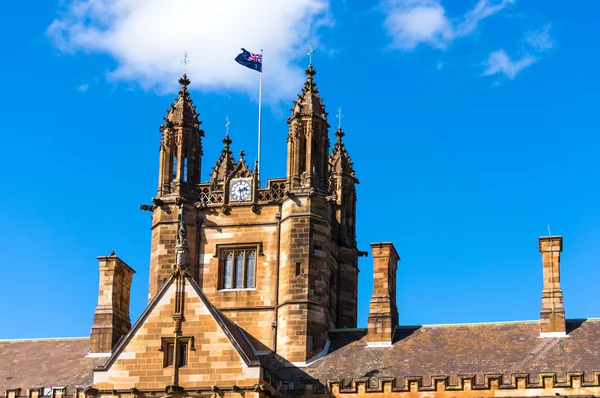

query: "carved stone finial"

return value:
[239, 150, 245, 161]
[305, 64, 316, 79]
[223, 133, 232, 148]
[178, 73, 190, 89]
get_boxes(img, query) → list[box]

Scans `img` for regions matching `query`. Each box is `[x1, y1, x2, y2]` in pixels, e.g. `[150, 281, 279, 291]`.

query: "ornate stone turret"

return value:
[157, 74, 204, 199]
[329, 126, 360, 328]
[149, 74, 202, 301]
[330, 127, 359, 244]
[286, 65, 330, 191]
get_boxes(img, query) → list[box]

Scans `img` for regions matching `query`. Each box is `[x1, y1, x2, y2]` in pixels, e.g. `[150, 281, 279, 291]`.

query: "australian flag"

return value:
[235, 48, 262, 72]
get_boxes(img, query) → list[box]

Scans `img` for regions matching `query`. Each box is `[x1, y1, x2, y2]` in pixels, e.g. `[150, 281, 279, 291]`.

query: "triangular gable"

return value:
[93, 273, 261, 391]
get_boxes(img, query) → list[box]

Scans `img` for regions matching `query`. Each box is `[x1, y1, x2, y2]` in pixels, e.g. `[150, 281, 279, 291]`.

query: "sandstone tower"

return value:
[145, 65, 359, 363]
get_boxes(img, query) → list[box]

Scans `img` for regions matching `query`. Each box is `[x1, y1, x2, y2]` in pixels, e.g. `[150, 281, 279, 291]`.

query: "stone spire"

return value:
[165, 74, 202, 129]
[329, 128, 357, 181]
[290, 65, 327, 119]
[211, 133, 236, 181]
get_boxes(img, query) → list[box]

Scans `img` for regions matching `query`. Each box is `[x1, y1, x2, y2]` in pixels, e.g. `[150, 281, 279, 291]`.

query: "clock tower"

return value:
[145, 65, 359, 363]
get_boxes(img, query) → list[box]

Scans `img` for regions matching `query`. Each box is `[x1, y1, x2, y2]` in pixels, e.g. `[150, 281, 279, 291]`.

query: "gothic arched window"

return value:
[246, 252, 256, 288]
[219, 247, 258, 290]
[234, 251, 244, 288]
[223, 252, 233, 289]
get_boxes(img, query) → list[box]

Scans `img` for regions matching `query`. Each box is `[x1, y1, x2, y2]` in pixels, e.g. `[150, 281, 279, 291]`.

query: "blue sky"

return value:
[1, 0, 599, 339]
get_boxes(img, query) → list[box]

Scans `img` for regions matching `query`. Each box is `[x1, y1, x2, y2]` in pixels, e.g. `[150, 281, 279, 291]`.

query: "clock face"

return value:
[230, 178, 252, 202]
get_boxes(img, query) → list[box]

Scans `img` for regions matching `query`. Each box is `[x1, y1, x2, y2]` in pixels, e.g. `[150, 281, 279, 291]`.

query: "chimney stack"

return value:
[90, 253, 135, 354]
[367, 242, 400, 347]
[538, 236, 566, 337]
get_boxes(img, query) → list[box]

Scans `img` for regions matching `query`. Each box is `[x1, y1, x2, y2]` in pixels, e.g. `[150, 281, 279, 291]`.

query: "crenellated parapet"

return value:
[325, 372, 600, 396]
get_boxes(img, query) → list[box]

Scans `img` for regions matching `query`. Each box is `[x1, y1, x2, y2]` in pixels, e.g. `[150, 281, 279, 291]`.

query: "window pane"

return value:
[167, 343, 175, 366]
[246, 251, 255, 288]
[224, 252, 233, 289]
[178, 343, 187, 367]
[172, 156, 177, 180]
[234, 252, 244, 288]
[183, 158, 188, 182]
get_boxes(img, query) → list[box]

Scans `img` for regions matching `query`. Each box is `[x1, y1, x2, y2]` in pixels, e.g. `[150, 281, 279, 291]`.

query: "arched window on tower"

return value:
[223, 252, 233, 289]
[246, 252, 255, 288]
[183, 157, 188, 182]
[172, 156, 178, 181]
[234, 251, 244, 288]
[218, 246, 258, 290]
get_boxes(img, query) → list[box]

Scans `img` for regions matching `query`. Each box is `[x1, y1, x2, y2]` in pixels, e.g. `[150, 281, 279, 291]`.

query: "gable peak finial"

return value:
[239, 150, 246, 161]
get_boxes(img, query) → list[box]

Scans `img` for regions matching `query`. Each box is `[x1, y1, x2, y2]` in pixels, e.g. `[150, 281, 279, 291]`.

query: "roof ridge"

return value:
[0, 337, 88, 342]
[414, 317, 600, 328]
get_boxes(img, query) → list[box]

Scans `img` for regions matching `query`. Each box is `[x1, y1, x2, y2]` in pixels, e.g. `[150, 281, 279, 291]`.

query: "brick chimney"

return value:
[539, 236, 566, 337]
[90, 253, 135, 354]
[367, 242, 400, 347]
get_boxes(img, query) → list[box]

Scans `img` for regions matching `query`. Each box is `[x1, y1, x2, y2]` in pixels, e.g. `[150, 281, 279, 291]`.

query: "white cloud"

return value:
[77, 83, 89, 92]
[48, 0, 332, 101]
[526, 24, 553, 52]
[481, 49, 536, 79]
[383, 1, 452, 50]
[481, 24, 552, 80]
[383, 0, 514, 50]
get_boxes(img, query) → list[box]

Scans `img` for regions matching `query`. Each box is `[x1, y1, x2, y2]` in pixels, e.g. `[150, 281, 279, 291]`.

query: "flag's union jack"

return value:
[248, 53, 262, 63]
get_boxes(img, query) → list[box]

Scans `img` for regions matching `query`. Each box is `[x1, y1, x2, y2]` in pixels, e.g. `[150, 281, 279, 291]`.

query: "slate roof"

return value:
[0, 338, 104, 394]
[262, 319, 600, 390]
[4, 319, 600, 395]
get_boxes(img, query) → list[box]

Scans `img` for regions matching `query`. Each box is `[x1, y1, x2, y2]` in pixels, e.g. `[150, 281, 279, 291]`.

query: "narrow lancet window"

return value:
[246, 251, 256, 288]
[223, 252, 233, 289]
[234, 251, 244, 288]
[183, 157, 188, 182]
[172, 156, 178, 180]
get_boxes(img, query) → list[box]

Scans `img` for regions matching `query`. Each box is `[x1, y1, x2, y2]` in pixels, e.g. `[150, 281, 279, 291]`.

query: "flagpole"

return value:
[257, 49, 263, 186]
